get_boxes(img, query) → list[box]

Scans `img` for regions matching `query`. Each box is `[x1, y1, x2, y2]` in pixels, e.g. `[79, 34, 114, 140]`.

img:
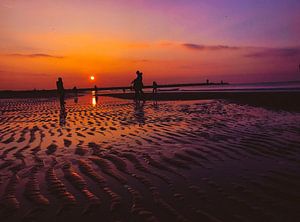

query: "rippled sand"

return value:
[0, 94, 300, 222]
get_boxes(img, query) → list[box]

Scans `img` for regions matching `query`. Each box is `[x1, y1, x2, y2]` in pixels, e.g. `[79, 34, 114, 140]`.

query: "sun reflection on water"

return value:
[92, 97, 97, 106]
[92, 90, 97, 106]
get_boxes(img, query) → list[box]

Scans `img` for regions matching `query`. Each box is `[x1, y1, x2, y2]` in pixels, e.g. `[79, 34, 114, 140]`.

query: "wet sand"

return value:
[0, 94, 300, 222]
[102, 91, 300, 111]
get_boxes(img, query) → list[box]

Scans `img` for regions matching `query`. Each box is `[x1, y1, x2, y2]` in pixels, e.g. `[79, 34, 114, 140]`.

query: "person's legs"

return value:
[153, 88, 157, 100]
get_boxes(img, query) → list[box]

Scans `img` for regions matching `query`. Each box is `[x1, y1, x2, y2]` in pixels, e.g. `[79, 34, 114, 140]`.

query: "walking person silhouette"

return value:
[131, 70, 145, 102]
[56, 77, 65, 108]
[152, 81, 158, 101]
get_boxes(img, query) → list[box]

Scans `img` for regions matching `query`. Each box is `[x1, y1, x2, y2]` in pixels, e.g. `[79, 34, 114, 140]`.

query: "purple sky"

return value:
[0, 0, 300, 89]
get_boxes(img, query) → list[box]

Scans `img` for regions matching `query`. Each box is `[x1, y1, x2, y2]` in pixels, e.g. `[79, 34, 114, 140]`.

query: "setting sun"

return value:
[90, 76, 95, 81]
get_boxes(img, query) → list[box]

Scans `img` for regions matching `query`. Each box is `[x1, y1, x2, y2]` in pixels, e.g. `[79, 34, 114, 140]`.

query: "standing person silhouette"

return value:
[56, 77, 65, 108]
[131, 70, 145, 102]
[152, 81, 158, 101]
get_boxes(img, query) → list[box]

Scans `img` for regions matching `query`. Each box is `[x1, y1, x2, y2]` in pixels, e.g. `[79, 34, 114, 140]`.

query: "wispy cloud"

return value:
[244, 47, 300, 58]
[181, 43, 300, 59]
[182, 43, 240, 51]
[6, 53, 64, 59]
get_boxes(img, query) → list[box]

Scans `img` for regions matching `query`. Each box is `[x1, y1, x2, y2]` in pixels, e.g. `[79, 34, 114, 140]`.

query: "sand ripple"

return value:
[0, 95, 300, 221]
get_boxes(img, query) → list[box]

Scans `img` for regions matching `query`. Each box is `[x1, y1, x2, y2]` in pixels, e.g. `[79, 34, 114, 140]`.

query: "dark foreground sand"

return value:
[0, 93, 300, 222]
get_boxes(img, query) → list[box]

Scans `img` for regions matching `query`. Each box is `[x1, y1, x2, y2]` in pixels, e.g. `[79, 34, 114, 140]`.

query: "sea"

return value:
[160, 80, 300, 92]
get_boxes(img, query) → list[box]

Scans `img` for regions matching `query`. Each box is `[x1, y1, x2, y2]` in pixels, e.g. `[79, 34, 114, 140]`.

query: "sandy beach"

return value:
[0, 92, 300, 222]
[2, 0, 300, 220]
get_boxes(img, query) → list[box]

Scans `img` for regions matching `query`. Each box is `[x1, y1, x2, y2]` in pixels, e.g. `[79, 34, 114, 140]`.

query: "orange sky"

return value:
[1, 0, 300, 90]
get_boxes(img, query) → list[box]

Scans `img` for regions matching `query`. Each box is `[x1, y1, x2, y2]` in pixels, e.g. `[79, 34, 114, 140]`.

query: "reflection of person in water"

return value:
[131, 70, 145, 102]
[59, 102, 67, 126]
[73, 86, 78, 103]
[153, 97, 159, 109]
[56, 77, 65, 108]
[134, 100, 146, 125]
[94, 85, 99, 103]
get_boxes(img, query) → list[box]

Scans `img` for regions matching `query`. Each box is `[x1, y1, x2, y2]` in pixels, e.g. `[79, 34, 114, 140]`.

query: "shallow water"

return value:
[0, 94, 300, 222]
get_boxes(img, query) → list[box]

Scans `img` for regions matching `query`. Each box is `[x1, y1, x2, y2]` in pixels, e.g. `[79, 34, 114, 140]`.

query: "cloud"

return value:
[245, 47, 300, 58]
[181, 43, 300, 59]
[6, 53, 64, 59]
[182, 43, 239, 51]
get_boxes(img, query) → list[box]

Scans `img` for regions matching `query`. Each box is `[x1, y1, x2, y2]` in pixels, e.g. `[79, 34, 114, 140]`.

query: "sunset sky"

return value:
[1, 0, 300, 90]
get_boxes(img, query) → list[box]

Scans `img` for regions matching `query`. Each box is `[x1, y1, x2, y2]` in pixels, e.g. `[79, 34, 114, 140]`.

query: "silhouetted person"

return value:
[131, 70, 145, 102]
[152, 81, 158, 100]
[73, 86, 78, 103]
[206, 79, 209, 85]
[56, 77, 65, 108]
